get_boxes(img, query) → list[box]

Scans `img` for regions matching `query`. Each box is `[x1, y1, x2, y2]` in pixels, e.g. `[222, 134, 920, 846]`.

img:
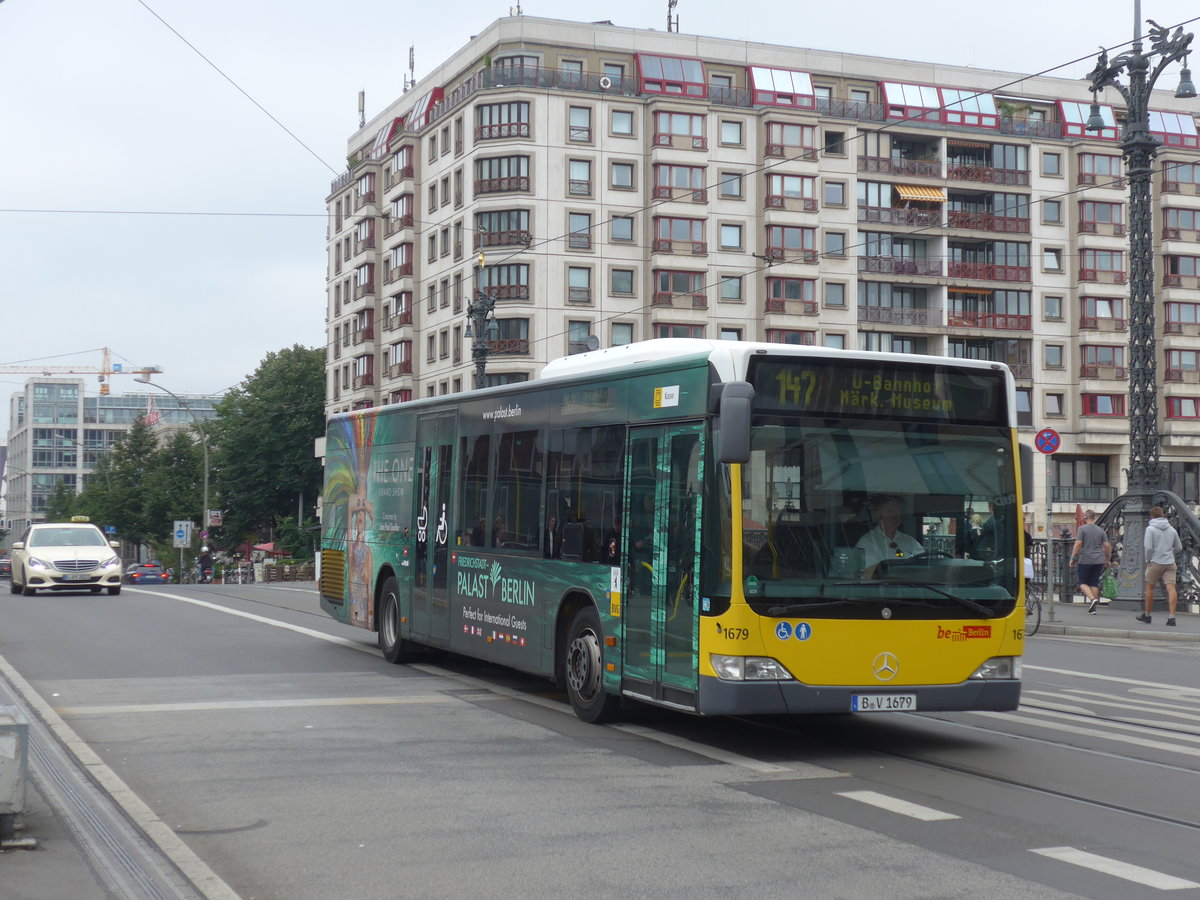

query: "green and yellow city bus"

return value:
[319, 339, 1030, 722]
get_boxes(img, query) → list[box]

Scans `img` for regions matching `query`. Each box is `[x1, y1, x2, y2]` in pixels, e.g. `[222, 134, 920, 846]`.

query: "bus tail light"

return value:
[710, 654, 794, 682]
[969, 657, 1021, 680]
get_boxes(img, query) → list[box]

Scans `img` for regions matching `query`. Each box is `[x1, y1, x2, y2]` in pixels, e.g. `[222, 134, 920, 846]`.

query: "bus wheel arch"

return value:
[559, 597, 622, 724]
[376, 571, 423, 664]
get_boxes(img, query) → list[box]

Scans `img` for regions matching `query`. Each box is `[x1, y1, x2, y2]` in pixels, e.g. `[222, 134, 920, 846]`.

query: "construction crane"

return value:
[0, 348, 162, 394]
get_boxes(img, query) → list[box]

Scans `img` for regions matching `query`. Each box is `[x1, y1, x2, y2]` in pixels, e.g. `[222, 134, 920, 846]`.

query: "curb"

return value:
[1037, 622, 1200, 642]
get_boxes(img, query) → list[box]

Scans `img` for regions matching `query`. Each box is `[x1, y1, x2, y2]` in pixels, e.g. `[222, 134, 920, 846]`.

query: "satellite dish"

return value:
[585, 335, 600, 351]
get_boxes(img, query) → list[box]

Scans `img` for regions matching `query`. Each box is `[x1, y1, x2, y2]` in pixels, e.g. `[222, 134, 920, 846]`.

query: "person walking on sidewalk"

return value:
[1070, 509, 1111, 615]
[1138, 506, 1182, 627]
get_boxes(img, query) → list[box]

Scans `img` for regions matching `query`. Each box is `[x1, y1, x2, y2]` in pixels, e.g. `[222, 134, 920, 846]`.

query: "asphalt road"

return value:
[2, 582, 1198, 899]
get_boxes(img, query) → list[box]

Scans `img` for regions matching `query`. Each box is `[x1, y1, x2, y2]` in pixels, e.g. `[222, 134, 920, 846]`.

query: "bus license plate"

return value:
[851, 693, 917, 712]
[60, 573, 91, 581]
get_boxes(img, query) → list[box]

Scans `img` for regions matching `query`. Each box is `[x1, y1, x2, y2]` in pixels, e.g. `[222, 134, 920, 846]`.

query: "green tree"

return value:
[71, 418, 163, 548]
[209, 345, 325, 549]
[42, 481, 78, 522]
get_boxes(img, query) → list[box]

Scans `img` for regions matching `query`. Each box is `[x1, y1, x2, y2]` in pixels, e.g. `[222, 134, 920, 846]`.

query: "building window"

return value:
[568, 212, 592, 249]
[426, 334, 435, 362]
[824, 129, 846, 155]
[718, 171, 743, 199]
[1080, 248, 1125, 279]
[568, 159, 592, 196]
[720, 327, 742, 340]
[824, 181, 846, 206]
[476, 101, 531, 140]
[825, 282, 846, 307]
[824, 333, 846, 350]
[653, 111, 706, 149]
[568, 266, 592, 303]
[611, 161, 635, 189]
[1044, 295, 1063, 320]
[1043, 248, 1063, 271]
[1045, 345, 1063, 368]
[1079, 152, 1123, 185]
[611, 109, 634, 136]
[765, 122, 816, 157]
[1080, 200, 1124, 231]
[1166, 301, 1200, 329]
[766, 225, 816, 261]
[655, 323, 704, 339]
[611, 216, 634, 242]
[720, 120, 743, 145]
[719, 223, 743, 249]
[766, 173, 816, 208]
[568, 106, 592, 142]
[475, 209, 531, 248]
[1042, 152, 1061, 176]
[1046, 393, 1064, 416]
[720, 275, 743, 301]
[1168, 398, 1200, 419]
[767, 277, 817, 312]
[766, 329, 816, 345]
[1082, 394, 1125, 415]
[824, 231, 846, 257]
[610, 268, 634, 295]
[654, 270, 705, 306]
[655, 163, 706, 199]
[567, 320, 592, 355]
[475, 155, 530, 194]
[478, 263, 531, 299]
[637, 53, 706, 97]
[612, 322, 633, 345]
[1043, 200, 1063, 224]
[1015, 388, 1033, 428]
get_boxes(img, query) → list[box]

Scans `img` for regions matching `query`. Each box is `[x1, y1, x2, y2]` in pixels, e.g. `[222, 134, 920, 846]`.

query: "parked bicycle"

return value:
[1025, 583, 1042, 637]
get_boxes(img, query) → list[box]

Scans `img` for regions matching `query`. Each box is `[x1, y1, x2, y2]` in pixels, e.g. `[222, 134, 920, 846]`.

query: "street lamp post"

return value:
[135, 376, 211, 545]
[466, 266, 499, 389]
[1087, 5, 1195, 602]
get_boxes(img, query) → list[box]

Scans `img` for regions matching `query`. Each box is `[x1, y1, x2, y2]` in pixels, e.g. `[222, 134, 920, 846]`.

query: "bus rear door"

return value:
[622, 423, 704, 710]
[413, 413, 455, 644]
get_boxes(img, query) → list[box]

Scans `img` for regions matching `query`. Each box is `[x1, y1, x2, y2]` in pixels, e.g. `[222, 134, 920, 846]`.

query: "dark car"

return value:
[124, 562, 171, 584]
[0, 557, 10, 579]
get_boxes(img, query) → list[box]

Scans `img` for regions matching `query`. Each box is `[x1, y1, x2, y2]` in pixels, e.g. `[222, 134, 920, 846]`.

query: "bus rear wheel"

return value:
[564, 606, 621, 724]
[378, 576, 422, 664]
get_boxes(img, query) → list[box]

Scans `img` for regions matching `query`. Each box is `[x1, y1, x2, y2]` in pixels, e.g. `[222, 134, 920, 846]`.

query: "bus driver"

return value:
[855, 496, 923, 577]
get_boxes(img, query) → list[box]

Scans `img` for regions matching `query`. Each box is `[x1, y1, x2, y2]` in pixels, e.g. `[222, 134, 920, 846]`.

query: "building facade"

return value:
[323, 15, 1200, 533]
[3, 378, 219, 534]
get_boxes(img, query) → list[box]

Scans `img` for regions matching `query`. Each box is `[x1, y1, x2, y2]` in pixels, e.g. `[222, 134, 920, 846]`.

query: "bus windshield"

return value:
[736, 419, 1018, 619]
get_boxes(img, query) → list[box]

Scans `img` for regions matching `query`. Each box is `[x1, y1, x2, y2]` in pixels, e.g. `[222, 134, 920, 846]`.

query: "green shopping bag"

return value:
[1100, 568, 1118, 600]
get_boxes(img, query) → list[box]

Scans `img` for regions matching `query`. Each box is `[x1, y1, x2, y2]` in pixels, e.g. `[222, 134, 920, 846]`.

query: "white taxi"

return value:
[10, 518, 123, 596]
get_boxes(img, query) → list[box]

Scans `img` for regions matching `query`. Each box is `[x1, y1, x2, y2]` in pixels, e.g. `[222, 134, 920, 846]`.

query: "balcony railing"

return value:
[354, 236, 376, 254]
[474, 176, 530, 195]
[1079, 315, 1127, 331]
[766, 195, 818, 211]
[1080, 363, 1128, 379]
[568, 287, 592, 303]
[653, 185, 707, 202]
[652, 238, 707, 255]
[857, 256, 941, 277]
[945, 210, 1030, 234]
[857, 306, 935, 326]
[765, 144, 818, 160]
[652, 291, 707, 309]
[475, 122, 531, 141]
[485, 338, 530, 355]
[857, 205, 942, 227]
[946, 311, 1032, 330]
[388, 361, 413, 377]
[765, 297, 818, 315]
[652, 133, 707, 150]
[474, 229, 531, 249]
[1165, 367, 1200, 382]
[947, 261, 1031, 282]
[857, 155, 940, 178]
[352, 326, 376, 345]
[1052, 485, 1118, 503]
[384, 311, 412, 331]
[352, 373, 375, 389]
[946, 164, 1030, 186]
[1079, 268, 1127, 283]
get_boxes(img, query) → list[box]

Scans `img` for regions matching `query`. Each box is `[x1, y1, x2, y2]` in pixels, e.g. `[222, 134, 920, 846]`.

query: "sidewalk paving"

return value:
[1036, 594, 1200, 642]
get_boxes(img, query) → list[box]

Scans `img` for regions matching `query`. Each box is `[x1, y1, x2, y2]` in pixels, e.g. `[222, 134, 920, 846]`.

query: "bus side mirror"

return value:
[1020, 443, 1033, 504]
[718, 381, 754, 464]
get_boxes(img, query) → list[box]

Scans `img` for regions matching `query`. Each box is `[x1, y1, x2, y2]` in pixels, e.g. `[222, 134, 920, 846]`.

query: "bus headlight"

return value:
[969, 656, 1021, 680]
[710, 654, 794, 681]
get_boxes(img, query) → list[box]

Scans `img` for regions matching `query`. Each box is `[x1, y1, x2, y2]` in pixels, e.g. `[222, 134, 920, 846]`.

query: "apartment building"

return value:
[322, 15, 1200, 528]
[3, 378, 219, 533]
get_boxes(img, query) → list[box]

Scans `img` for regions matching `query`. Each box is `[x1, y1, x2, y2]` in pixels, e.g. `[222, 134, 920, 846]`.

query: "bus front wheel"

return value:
[564, 606, 622, 724]
[378, 577, 422, 664]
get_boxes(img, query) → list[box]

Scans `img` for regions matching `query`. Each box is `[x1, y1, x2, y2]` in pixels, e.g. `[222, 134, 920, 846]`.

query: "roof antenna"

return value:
[667, 0, 679, 32]
[357, 90, 365, 128]
[403, 45, 416, 93]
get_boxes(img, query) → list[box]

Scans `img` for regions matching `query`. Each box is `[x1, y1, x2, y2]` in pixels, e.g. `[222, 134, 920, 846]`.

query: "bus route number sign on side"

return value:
[1035, 428, 1061, 454]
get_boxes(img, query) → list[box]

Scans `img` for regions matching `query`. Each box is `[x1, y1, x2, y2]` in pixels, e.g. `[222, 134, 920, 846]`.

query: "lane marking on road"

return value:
[836, 790, 959, 821]
[1031, 846, 1200, 891]
[56, 695, 453, 716]
[1025, 665, 1200, 700]
[970, 709, 1200, 758]
[1023, 689, 1200, 726]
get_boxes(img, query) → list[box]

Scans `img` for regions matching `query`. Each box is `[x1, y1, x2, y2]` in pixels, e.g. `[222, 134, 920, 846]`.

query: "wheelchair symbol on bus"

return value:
[776, 622, 793, 640]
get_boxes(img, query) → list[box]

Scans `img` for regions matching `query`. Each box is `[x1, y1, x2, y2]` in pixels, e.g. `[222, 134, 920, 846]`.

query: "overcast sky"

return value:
[1, 0, 1197, 437]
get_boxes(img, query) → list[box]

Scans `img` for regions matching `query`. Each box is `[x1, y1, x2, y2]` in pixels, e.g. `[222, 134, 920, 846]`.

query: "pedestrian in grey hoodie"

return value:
[1137, 506, 1182, 626]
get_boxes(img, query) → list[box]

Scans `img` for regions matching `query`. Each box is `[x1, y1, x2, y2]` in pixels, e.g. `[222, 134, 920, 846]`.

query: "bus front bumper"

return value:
[697, 675, 1021, 716]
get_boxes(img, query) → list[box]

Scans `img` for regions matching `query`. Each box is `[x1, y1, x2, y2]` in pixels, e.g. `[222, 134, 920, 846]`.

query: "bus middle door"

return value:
[413, 414, 455, 644]
[622, 423, 704, 710]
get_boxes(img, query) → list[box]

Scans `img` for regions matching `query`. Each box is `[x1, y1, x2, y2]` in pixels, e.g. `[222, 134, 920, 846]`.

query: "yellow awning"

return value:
[895, 184, 947, 202]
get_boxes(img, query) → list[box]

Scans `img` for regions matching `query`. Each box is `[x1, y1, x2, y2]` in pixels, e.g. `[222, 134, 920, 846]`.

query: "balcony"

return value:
[858, 256, 941, 277]
[1166, 320, 1200, 336]
[354, 236, 376, 254]
[385, 263, 413, 283]
[352, 326, 376, 345]
[946, 164, 1029, 186]
[946, 311, 1032, 330]
[652, 186, 707, 202]
[1165, 367, 1200, 383]
[475, 122, 530, 141]
[1079, 268, 1127, 284]
[857, 155, 940, 178]
[352, 373, 375, 389]
[765, 298, 818, 315]
[1078, 221, 1126, 236]
[652, 238, 707, 255]
[353, 282, 376, 300]
[857, 306, 935, 326]
[388, 361, 413, 377]
[945, 210, 1030, 234]
[1051, 485, 1118, 503]
[1079, 315, 1127, 332]
[857, 205, 941, 227]
[474, 176, 530, 195]
[766, 144, 819, 160]
[485, 338, 530, 355]
[766, 247, 818, 264]
[487, 284, 530, 300]
[384, 310, 413, 331]
[947, 261, 1031, 282]
[653, 291, 707, 309]
[1080, 363, 1128, 379]
[384, 215, 413, 237]
[353, 191, 376, 210]
[652, 133, 707, 151]
[474, 230, 532, 249]
[766, 195, 818, 212]
[1077, 173, 1125, 189]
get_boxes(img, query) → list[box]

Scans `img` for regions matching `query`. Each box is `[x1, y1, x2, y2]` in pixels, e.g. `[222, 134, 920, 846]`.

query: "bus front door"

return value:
[622, 423, 704, 709]
[413, 414, 455, 644]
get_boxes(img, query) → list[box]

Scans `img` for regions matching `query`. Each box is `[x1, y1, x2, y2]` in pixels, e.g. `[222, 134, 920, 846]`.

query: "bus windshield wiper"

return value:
[855, 580, 994, 618]
[764, 597, 924, 616]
